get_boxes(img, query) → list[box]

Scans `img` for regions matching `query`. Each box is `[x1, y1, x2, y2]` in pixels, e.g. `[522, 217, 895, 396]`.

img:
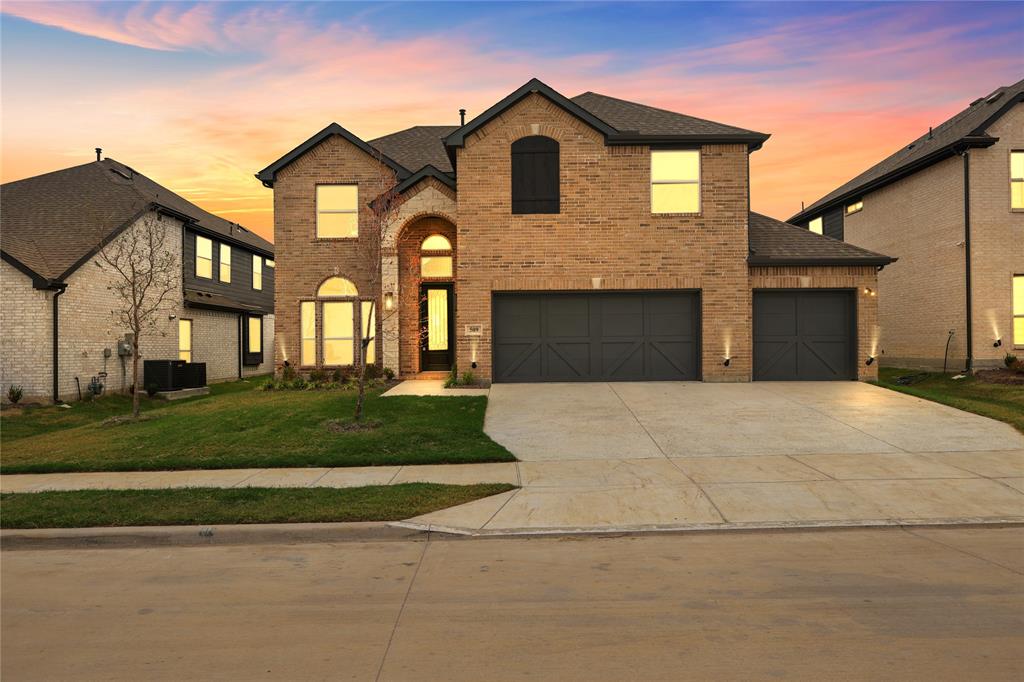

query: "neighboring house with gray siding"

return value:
[790, 78, 1024, 371]
[1, 157, 275, 403]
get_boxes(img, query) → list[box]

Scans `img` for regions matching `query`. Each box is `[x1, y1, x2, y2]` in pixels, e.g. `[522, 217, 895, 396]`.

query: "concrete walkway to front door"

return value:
[400, 382, 1024, 534]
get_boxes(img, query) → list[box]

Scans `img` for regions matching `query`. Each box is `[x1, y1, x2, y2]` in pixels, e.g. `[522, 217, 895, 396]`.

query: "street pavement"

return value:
[3, 526, 1022, 680]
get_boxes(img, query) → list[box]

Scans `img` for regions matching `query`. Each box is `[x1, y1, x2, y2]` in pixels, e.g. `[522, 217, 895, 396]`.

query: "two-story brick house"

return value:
[259, 79, 892, 384]
[790, 78, 1023, 371]
[1, 157, 275, 402]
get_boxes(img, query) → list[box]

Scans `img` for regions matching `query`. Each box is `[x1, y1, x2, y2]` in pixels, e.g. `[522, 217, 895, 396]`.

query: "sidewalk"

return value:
[4, 451, 1023, 536]
[0, 463, 519, 493]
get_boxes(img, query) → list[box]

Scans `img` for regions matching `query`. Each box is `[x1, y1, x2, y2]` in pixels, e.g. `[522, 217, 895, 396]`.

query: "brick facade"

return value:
[271, 134, 395, 372]
[842, 103, 1022, 370]
[454, 94, 752, 381]
[1, 212, 274, 403]
[268, 93, 882, 383]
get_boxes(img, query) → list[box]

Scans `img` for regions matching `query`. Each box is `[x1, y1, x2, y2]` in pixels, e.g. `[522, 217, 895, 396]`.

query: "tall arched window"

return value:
[420, 235, 453, 278]
[300, 276, 374, 367]
[511, 136, 559, 214]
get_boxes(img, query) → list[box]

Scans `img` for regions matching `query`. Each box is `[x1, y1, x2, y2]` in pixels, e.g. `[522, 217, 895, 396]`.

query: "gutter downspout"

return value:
[238, 313, 244, 379]
[961, 149, 973, 373]
[51, 283, 68, 403]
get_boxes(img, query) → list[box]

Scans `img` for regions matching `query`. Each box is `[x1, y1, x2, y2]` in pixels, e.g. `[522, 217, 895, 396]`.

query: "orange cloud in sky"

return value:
[2, 2, 1020, 242]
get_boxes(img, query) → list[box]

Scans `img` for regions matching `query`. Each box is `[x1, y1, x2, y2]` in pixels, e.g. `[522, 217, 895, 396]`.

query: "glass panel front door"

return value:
[420, 284, 453, 371]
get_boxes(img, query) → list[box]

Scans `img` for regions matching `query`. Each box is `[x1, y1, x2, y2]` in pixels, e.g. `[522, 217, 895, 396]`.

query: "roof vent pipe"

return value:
[459, 109, 466, 126]
[95, 147, 102, 161]
[928, 127, 933, 140]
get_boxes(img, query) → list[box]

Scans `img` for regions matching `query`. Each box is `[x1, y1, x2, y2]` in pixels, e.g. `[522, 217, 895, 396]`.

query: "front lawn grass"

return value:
[1, 375, 272, 442]
[875, 367, 1024, 433]
[1, 381, 514, 473]
[0, 483, 516, 529]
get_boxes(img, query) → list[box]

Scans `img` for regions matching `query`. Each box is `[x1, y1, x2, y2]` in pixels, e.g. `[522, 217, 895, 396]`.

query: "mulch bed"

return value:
[974, 368, 1024, 385]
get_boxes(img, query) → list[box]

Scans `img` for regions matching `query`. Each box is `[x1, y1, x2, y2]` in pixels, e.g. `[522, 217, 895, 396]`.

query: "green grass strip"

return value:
[0, 483, 515, 529]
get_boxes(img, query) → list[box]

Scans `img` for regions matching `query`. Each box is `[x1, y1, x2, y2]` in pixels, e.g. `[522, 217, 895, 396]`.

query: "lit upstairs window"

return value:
[808, 217, 823, 234]
[1011, 151, 1024, 210]
[195, 236, 213, 278]
[317, 185, 359, 238]
[845, 200, 864, 215]
[651, 150, 700, 214]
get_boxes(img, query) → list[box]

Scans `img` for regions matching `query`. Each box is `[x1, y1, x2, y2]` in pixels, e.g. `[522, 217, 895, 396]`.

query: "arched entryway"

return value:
[396, 216, 457, 376]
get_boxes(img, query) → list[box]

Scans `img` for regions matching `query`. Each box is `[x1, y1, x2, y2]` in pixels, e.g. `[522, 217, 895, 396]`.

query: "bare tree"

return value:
[352, 153, 407, 422]
[94, 212, 180, 418]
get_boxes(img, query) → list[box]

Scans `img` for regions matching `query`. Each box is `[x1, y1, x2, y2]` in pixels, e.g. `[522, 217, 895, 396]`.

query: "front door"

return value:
[420, 283, 454, 371]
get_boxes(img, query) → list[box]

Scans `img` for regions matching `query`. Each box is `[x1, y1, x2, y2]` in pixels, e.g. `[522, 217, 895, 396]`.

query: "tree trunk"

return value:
[353, 300, 374, 422]
[354, 343, 369, 422]
[131, 337, 141, 418]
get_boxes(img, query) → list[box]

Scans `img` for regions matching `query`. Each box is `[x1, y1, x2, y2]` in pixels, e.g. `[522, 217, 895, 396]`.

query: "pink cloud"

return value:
[2, 2, 1020, 239]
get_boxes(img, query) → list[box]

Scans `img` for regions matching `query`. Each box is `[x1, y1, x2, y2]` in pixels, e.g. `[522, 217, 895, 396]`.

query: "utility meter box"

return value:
[117, 339, 133, 356]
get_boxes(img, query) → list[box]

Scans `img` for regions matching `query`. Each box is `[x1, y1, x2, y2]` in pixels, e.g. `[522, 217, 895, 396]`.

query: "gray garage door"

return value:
[753, 291, 855, 381]
[493, 292, 700, 382]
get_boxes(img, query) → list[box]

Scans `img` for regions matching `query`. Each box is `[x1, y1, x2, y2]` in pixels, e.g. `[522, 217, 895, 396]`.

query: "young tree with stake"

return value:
[95, 212, 180, 418]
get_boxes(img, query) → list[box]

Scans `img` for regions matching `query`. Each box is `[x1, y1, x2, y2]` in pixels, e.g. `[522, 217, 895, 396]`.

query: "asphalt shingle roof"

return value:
[792, 78, 1024, 221]
[571, 91, 766, 137]
[2, 159, 272, 281]
[748, 212, 893, 266]
[369, 126, 458, 174]
[360, 89, 767, 179]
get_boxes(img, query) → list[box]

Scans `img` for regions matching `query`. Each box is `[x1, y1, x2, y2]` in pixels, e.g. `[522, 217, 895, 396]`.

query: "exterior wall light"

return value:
[993, 338, 1002, 348]
[866, 356, 875, 366]
[723, 357, 731, 367]
[384, 292, 394, 311]
[863, 287, 876, 297]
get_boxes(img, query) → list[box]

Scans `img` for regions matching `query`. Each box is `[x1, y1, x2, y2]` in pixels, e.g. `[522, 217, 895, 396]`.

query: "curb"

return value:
[1, 521, 427, 550]
[390, 516, 1024, 538]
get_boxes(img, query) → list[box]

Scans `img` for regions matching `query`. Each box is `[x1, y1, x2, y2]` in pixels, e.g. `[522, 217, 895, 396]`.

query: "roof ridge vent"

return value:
[986, 91, 1004, 103]
[109, 167, 133, 181]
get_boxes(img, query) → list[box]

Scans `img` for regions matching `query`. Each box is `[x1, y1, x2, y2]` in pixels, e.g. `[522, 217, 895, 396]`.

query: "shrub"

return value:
[309, 368, 329, 383]
[145, 382, 160, 397]
[7, 384, 23, 404]
[331, 367, 344, 383]
[281, 363, 297, 381]
[444, 367, 458, 388]
[1005, 354, 1018, 369]
[383, 367, 396, 380]
[364, 363, 383, 380]
[461, 370, 477, 386]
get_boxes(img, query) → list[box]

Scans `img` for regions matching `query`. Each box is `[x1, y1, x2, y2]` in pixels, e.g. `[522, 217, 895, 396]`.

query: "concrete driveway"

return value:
[403, 382, 1024, 534]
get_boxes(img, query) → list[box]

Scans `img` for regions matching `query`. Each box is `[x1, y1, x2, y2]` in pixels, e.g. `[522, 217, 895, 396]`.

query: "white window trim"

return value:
[1011, 150, 1024, 212]
[651, 150, 701, 215]
[252, 255, 263, 290]
[316, 184, 359, 239]
[219, 244, 231, 283]
[1014, 274, 1024, 348]
[195, 236, 213, 279]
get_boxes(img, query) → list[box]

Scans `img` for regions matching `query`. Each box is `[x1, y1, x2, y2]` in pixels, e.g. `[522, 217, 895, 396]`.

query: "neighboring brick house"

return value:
[1, 158, 275, 403]
[259, 78, 892, 384]
[790, 78, 1023, 371]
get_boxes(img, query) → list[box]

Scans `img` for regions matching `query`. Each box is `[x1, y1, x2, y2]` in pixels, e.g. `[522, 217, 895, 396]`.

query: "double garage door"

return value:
[493, 292, 699, 382]
[492, 290, 856, 382]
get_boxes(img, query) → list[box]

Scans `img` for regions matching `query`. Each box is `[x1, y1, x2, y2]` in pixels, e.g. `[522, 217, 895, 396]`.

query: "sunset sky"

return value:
[2, 1, 1022, 243]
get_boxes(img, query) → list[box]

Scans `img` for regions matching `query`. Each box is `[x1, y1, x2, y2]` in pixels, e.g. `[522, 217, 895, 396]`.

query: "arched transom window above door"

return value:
[420, 235, 453, 278]
[318, 277, 359, 297]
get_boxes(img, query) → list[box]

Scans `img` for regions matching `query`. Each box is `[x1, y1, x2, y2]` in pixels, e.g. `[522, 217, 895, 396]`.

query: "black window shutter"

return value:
[511, 136, 559, 214]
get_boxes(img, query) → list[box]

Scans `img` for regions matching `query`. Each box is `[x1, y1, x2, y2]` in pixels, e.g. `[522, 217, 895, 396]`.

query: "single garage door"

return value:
[493, 291, 699, 382]
[753, 291, 855, 381]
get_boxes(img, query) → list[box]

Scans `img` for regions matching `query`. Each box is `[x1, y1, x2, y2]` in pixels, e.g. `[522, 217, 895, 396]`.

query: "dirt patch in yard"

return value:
[324, 418, 384, 433]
